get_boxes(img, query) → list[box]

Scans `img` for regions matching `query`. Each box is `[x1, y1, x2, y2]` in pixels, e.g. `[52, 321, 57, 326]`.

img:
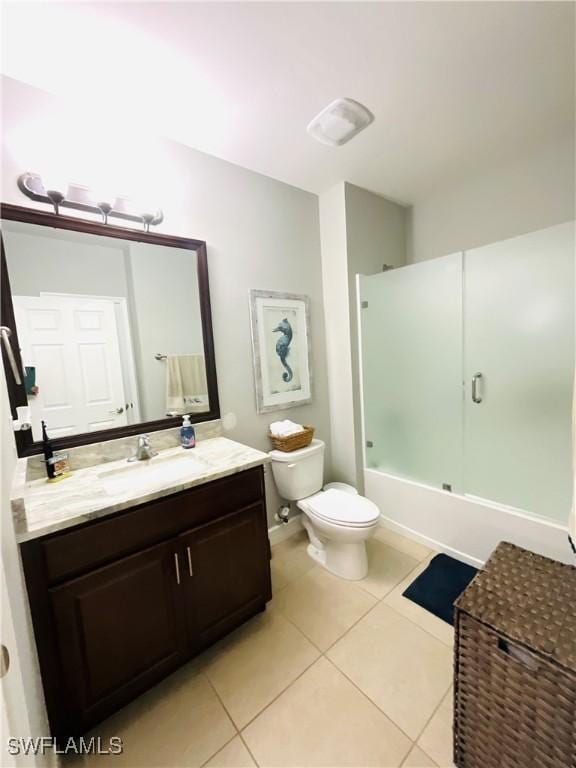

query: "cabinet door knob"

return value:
[186, 546, 193, 577]
[174, 553, 181, 585]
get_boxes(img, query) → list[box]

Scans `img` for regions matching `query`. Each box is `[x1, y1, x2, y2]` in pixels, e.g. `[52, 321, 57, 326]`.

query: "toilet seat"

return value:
[302, 489, 380, 528]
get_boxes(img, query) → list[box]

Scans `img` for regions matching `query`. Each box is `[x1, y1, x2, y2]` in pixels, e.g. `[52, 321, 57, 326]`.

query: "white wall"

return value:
[408, 131, 575, 263]
[319, 183, 356, 486]
[1, 75, 333, 526]
[3, 227, 128, 297]
[345, 184, 407, 276]
[319, 183, 409, 489]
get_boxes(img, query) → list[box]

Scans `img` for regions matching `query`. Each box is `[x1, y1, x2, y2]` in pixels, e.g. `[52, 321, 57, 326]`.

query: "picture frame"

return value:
[249, 289, 313, 413]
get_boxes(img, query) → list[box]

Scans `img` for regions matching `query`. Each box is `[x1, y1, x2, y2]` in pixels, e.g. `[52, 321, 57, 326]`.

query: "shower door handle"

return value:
[471, 373, 483, 404]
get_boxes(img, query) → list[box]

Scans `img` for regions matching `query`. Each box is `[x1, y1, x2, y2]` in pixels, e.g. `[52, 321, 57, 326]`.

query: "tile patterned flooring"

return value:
[80, 526, 455, 767]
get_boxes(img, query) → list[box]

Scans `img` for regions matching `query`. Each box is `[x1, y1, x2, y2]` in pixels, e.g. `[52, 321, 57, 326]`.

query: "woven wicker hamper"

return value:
[453, 542, 576, 768]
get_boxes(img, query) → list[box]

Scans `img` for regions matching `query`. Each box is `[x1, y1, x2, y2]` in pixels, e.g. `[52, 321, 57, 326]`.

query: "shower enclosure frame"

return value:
[357, 221, 575, 565]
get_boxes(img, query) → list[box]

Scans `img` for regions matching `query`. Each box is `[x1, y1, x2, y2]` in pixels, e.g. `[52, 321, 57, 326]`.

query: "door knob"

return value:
[109, 407, 124, 415]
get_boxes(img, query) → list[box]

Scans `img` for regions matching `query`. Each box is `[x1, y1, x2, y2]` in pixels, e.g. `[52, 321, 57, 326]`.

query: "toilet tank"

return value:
[269, 439, 325, 500]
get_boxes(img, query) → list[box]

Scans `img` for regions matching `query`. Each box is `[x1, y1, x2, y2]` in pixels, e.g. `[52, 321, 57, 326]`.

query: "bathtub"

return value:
[364, 468, 574, 566]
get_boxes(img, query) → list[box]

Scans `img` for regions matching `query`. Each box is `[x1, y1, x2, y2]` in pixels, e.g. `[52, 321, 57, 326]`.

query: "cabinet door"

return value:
[50, 540, 188, 733]
[180, 503, 271, 649]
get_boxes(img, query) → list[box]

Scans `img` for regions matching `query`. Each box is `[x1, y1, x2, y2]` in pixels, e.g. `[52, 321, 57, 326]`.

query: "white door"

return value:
[13, 296, 128, 441]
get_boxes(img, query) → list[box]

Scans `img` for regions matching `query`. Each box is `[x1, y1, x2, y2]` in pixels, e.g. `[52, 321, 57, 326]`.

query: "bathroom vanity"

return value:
[1, 204, 274, 741]
[13, 437, 272, 741]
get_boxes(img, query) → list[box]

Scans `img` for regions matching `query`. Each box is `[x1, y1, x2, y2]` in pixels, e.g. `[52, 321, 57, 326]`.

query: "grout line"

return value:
[270, 558, 428, 749]
[197, 584, 325, 738]
[322, 655, 416, 761]
[201, 664, 239, 731]
[238, 731, 260, 767]
[271, 540, 454, 754]
[269, 602, 325, 655]
[274, 549, 435, 657]
[378, 596, 454, 649]
[205, 535, 450, 767]
[320, 595, 380, 654]
[237, 651, 321, 731]
[274, 544, 450, 657]
[273, 571, 378, 655]
[199, 731, 239, 768]
[379, 557, 456, 649]
[411, 681, 453, 748]
[400, 744, 439, 768]
[199, 669, 242, 766]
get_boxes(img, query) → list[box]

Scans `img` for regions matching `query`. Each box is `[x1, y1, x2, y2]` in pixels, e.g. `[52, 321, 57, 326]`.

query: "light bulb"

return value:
[40, 170, 68, 214]
[92, 184, 116, 208]
[41, 171, 69, 198]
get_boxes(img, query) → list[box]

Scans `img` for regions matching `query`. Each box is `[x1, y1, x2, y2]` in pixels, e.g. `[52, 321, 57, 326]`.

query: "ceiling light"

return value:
[307, 98, 374, 147]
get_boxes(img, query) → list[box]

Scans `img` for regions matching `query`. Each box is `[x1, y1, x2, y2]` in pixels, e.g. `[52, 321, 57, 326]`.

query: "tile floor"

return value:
[79, 526, 455, 768]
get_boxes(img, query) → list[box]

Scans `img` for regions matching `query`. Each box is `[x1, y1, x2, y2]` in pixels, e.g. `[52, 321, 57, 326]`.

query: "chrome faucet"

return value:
[129, 434, 158, 462]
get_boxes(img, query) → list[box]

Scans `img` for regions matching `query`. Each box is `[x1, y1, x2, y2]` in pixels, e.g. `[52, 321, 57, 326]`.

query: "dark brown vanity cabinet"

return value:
[180, 503, 271, 649]
[20, 467, 271, 741]
[49, 541, 189, 731]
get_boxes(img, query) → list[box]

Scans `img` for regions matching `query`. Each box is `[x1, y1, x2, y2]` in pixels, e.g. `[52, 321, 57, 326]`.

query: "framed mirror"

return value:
[1, 204, 220, 456]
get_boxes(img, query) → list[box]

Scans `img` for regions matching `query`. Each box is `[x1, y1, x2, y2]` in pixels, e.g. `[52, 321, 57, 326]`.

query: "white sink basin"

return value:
[98, 452, 209, 496]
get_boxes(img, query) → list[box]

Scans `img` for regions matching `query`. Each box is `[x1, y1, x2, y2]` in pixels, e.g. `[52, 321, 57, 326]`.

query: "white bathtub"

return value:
[364, 468, 574, 566]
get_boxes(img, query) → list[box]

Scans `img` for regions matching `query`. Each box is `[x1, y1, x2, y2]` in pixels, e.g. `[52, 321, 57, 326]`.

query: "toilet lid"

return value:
[305, 489, 380, 527]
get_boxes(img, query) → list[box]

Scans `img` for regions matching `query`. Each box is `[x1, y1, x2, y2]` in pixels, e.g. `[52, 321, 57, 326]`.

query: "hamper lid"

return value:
[455, 542, 576, 672]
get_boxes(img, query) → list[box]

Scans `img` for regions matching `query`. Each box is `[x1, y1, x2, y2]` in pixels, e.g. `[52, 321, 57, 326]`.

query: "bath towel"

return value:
[166, 354, 208, 415]
[269, 420, 304, 437]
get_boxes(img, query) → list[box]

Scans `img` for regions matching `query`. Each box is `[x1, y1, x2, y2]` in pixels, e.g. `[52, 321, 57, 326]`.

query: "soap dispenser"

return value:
[181, 415, 195, 449]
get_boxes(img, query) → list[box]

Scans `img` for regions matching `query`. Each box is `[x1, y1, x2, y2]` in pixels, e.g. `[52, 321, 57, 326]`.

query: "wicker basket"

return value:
[268, 425, 315, 452]
[454, 542, 576, 768]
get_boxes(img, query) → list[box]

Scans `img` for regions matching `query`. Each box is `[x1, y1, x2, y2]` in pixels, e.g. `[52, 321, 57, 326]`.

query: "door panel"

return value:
[359, 254, 464, 491]
[49, 540, 187, 731]
[464, 221, 574, 522]
[180, 504, 271, 649]
[13, 295, 127, 440]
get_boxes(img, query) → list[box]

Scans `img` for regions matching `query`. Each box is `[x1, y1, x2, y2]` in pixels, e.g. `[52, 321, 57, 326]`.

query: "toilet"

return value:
[269, 439, 380, 580]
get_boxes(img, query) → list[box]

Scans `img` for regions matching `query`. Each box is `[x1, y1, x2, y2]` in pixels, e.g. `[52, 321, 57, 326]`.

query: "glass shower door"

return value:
[463, 222, 575, 522]
[359, 254, 464, 491]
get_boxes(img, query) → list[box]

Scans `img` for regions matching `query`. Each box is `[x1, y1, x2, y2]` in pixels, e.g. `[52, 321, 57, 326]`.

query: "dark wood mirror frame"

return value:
[1, 203, 220, 457]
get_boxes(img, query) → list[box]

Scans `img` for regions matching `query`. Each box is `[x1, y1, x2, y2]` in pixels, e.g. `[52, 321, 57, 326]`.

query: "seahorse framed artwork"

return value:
[249, 290, 312, 413]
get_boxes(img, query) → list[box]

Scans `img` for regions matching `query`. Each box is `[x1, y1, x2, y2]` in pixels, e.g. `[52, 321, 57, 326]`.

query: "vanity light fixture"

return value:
[96, 201, 113, 225]
[45, 188, 65, 216]
[141, 212, 155, 233]
[17, 172, 164, 229]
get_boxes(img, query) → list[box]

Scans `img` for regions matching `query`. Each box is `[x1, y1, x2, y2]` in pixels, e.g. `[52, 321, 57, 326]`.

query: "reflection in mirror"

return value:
[2, 220, 209, 443]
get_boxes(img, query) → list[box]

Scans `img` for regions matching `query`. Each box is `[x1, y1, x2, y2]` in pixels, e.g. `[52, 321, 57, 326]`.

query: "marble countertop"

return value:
[11, 437, 270, 543]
